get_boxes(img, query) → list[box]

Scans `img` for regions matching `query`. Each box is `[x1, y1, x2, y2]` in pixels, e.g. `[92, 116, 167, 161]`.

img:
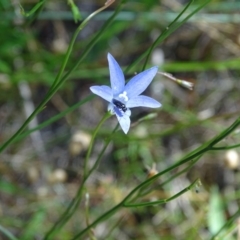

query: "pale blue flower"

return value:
[90, 53, 161, 134]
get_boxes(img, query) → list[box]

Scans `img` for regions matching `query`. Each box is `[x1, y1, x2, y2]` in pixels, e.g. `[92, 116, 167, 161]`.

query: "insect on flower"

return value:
[112, 99, 127, 113]
[90, 53, 161, 134]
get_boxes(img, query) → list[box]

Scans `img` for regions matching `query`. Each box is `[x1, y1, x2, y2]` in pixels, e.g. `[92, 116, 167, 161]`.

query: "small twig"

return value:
[158, 71, 194, 90]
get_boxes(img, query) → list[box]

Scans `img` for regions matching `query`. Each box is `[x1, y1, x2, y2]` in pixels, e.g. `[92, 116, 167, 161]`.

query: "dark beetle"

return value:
[112, 99, 127, 112]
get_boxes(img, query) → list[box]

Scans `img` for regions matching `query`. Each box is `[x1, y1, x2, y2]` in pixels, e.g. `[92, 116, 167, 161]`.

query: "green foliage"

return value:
[1, 0, 240, 239]
[68, 0, 82, 23]
[208, 187, 226, 236]
[21, 209, 46, 240]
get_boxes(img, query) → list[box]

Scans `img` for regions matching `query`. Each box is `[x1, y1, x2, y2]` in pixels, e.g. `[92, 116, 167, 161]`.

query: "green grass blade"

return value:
[0, 225, 19, 240]
[71, 116, 240, 239]
[210, 208, 240, 240]
[20, 210, 46, 240]
[0, 1, 121, 154]
[12, 95, 94, 144]
[43, 113, 111, 240]
[125, 0, 211, 73]
[123, 179, 199, 207]
[20, 0, 46, 17]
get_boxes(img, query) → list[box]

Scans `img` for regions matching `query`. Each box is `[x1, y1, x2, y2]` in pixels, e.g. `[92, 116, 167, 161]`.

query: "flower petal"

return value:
[126, 95, 161, 108]
[114, 106, 124, 117]
[108, 102, 115, 114]
[108, 53, 125, 96]
[90, 85, 113, 102]
[124, 67, 158, 99]
[116, 113, 131, 134]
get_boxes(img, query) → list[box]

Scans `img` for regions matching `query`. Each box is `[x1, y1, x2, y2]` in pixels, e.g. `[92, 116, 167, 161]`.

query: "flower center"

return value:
[118, 91, 128, 102]
[112, 99, 127, 113]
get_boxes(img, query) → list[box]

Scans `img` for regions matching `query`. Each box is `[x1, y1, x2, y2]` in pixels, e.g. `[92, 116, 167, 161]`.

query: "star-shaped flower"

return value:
[90, 53, 161, 134]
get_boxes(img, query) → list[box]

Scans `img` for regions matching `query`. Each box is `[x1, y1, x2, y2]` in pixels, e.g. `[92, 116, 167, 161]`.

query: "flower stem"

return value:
[84, 112, 111, 178]
[70, 116, 240, 239]
[123, 179, 200, 207]
[43, 112, 111, 240]
[0, 0, 116, 154]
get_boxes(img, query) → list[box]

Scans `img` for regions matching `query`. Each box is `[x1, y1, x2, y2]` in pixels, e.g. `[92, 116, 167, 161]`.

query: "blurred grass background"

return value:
[1, 0, 240, 239]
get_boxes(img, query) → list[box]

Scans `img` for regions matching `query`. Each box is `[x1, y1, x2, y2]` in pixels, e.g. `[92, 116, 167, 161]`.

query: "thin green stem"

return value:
[0, 225, 19, 240]
[21, 0, 46, 17]
[87, 123, 119, 178]
[43, 181, 85, 240]
[123, 179, 199, 207]
[136, 155, 202, 200]
[210, 208, 240, 240]
[12, 95, 94, 144]
[49, 1, 115, 92]
[84, 112, 111, 178]
[71, 180, 201, 238]
[44, 112, 111, 239]
[7, 0, 125, 148]
[43, 2, 125, 238]
[25, 0, 47, 25]
[125, 118, 240, 203]
[71, 203, 122, 240]
[125, 0, 211, 73]
[158, 155, 202, 188]
[71, 116, 240, 239]
[48, 0, 124, 96]
[141, 0, 194, 71]
[211, 143, 240, 150]
[0, 0, 117, 154]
